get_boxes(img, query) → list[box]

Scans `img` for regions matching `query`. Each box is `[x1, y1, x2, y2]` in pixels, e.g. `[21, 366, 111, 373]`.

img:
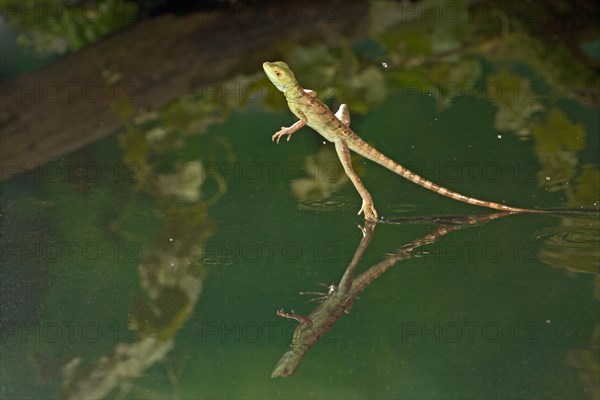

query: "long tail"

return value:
[347, 134, 538, 213]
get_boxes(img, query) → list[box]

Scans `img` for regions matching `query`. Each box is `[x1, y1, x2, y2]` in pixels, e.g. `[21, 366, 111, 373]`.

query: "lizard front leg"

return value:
[276, 308, 313, 326]
[333, 140, 379, 221]
[272, 115, 307, 144]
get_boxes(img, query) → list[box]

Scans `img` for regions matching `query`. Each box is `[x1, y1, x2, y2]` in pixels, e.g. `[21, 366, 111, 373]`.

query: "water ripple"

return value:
[535, 227, 600, 250]
[298, 197, 356, 212]
[386, 203, 418, 213]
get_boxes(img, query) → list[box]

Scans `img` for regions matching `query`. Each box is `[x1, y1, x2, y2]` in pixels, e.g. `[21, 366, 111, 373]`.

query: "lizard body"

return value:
[263, 61, 538, 220]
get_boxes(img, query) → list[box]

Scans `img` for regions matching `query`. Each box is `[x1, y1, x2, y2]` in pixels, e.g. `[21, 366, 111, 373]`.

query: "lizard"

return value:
[263, 61, 541, 221]
[271, 212, 511, 377]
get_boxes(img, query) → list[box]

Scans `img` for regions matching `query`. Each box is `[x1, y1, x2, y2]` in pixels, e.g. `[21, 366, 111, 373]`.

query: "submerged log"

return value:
[0, 1, 368, 181]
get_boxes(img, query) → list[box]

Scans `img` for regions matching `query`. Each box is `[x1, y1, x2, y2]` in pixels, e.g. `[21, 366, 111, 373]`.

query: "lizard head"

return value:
[263, 61, 297, 92]
[271, 349, 303, 378]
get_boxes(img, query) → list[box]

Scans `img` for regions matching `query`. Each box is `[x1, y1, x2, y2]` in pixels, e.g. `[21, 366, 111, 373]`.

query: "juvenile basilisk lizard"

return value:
[263, 61, 539, 221]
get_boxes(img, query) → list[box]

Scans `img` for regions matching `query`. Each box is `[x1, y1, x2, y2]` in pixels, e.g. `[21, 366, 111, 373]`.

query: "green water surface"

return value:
[1, 44, 599, 400]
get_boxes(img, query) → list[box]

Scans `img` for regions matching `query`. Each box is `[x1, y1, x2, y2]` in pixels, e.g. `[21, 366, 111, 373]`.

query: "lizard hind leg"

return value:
[299, 283, 337, 302]
[334, 140, 379, 222]
[333, 105, 380, 221]
[334, 104, 351, 126]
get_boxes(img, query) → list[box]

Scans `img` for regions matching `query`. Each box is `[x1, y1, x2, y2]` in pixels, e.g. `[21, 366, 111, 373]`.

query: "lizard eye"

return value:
[275, 71, 281, 77]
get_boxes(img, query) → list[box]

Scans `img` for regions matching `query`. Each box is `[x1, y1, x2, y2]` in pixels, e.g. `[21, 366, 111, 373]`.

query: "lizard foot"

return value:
[358, 200, 379, 222]
[276, 308, 313, 326]
[272, 127, 296, 144]
[299, 283, 337, 302]
[357, 221, 376, 237]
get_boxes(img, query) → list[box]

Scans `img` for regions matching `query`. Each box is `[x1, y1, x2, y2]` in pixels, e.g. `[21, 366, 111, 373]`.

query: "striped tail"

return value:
[348, 135, 536, 213]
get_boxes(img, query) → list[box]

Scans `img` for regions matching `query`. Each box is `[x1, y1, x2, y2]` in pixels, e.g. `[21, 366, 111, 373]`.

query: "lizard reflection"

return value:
[271, 212, 512, 378]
